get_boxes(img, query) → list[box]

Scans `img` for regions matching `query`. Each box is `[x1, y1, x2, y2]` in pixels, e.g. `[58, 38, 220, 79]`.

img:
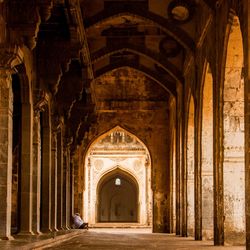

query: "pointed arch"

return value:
[223, 14, 245, 244]
[83, 125, 152, 227]
[85, 7, 195, 52]
[91, 44, 184, 83]
[95, 63, 177, 97]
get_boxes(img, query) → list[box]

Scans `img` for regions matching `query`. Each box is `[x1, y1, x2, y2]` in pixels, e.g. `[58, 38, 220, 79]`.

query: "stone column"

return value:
[175, 95, 182, 235]
[194, 100, 202, 240]
[213, 8, 225, 246]
[32, 111, 41, 234]
[51, 131, 58, 231]
[144, 157, 152, 226]
[66, 146, 71, 228]
[19, 101, 34, 235]
[62, 144, 68, 229]
[73, 157, 78, 214]
[152, 114, 171, 233]
[70, 159, 74, 221]
[0, 70, 14, 240]
[181, 92, 187, 237]
[57, 131, 63, 229]
[41, 111, 52, 232]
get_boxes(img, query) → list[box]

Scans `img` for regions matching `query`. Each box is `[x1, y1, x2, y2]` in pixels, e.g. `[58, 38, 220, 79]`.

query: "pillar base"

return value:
[40, 229, 53, 234]
[0, 235, 15, 240]
[34, 230, 42, 235]
[17, 231, 35, 236]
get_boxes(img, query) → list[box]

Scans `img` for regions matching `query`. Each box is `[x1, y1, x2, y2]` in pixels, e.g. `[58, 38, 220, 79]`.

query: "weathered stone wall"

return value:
[84, 106, 171, 231]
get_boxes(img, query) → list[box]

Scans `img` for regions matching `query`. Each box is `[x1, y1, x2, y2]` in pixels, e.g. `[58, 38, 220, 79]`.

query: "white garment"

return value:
[73, 214, 84, 229]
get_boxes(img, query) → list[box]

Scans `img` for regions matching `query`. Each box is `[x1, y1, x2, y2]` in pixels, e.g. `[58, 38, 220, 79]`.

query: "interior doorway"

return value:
[98, 169, 138, 222]
[84, 126, 152, 227]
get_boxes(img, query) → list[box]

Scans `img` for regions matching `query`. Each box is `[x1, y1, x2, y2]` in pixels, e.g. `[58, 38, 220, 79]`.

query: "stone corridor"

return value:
[1, 0, 250, 249]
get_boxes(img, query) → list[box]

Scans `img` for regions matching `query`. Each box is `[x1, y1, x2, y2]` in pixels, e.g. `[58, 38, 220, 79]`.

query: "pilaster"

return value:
[0, 70, 14, 240]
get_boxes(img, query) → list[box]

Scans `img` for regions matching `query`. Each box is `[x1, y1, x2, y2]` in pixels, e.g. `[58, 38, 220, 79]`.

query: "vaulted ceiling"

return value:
[36, 0, 217, 151]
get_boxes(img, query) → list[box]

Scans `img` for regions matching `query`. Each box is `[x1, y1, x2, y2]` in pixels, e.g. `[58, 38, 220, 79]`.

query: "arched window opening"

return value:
[115, 178, 121, 186]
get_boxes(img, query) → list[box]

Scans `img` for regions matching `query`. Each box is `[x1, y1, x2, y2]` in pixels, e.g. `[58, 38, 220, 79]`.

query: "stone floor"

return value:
[0, 230, 84, 250]
[0, 228, 245, 250]
[43, 228, 245, 250]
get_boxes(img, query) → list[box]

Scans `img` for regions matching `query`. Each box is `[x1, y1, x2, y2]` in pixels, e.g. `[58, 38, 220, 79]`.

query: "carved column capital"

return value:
[0, 45, 22, 88]
[0, 44, 23, 69]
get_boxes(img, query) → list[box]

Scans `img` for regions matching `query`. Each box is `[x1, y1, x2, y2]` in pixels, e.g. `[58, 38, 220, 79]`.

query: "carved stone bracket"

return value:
[8, 0, 41, 49]
[38, 43, 80, 95]
[33, 89, 49, 114]
[51, 114, 62, 133]
[0, 44, 23, 69]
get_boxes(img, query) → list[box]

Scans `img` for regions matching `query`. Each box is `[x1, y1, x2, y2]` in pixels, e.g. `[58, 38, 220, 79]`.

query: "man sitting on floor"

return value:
[72, 213, 89, 229]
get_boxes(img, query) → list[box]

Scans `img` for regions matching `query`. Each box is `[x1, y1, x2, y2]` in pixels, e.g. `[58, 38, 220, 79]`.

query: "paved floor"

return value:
[43, 229, 245, 250]
[0, 230, 84, 250]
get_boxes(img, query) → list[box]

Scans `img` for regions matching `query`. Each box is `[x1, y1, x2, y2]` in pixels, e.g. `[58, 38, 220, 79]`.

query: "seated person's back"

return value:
[72, 213, 88, 229]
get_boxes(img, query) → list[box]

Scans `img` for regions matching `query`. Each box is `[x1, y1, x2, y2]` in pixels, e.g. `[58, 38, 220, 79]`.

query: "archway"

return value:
[97, 169, 138, 222]
[201, 63, 214, 240]
[83, 126, 152, 227]
[223, 15, 245, 244]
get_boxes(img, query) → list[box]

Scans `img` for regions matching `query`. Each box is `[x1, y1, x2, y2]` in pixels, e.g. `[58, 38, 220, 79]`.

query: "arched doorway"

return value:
[84, 126, 152, 227]
[97, 169, 138, 222]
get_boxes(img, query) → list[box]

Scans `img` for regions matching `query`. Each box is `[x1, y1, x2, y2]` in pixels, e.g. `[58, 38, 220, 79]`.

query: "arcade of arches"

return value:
[0, 0, 250, 248]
